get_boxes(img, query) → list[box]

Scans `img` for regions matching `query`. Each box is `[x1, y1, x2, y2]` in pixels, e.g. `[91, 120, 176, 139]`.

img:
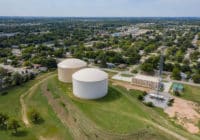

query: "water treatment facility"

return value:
[0, 17, 200, 140]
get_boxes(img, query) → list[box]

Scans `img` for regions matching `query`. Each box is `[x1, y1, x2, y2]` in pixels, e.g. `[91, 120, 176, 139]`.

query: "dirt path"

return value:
[20, 72, 55, 127]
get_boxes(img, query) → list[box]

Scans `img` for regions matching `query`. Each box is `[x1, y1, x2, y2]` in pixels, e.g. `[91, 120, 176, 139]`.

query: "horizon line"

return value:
[0, 16, 200, 18]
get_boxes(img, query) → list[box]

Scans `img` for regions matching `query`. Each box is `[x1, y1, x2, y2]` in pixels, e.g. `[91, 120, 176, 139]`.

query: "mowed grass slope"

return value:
[47, 76, 200, 140]
[0, 73, 73, 140]
[24, 84, 73, 140]
[1, 73, 200, 140]
[181, 84, 200, 104]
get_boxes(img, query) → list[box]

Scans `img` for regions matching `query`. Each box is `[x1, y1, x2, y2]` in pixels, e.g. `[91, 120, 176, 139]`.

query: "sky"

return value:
[0, 0, 199, 17]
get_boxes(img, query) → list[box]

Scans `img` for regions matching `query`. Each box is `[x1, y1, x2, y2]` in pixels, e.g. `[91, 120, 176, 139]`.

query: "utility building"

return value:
[132, 74, 159, 90]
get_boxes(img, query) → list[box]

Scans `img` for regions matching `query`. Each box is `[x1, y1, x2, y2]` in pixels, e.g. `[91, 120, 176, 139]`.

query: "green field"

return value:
[181, 84, 200, 104]
[0, 73, 73, 140]
[0, 72, 200, 140]
[47, 76, 200, 140]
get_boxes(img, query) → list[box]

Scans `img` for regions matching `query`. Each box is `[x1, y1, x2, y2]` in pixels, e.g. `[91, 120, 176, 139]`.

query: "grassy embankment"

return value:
[1, 71, 200, 140]
[0, 72, 73, 140]
[181, 84, 200, 105]
[47, 75, 200, 140]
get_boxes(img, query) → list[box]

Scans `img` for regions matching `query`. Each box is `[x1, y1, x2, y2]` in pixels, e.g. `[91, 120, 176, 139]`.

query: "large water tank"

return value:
[57, 58, 87, 83]
[72, 68, 108, 99]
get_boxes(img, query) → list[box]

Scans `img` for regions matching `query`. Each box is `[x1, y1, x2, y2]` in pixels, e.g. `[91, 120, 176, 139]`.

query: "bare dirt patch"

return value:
[165, 97, 200, 134]
[39, 136, 60, 140]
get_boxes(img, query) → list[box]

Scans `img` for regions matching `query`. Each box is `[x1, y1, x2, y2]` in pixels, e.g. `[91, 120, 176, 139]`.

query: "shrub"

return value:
[8, 119, 20, 135]
[0, 113, 9, 130]
[0, 91, 8, 96]
[174, 91, 181, 97]
[29, 110, 43, 124]
[142, 91, 147, 96]
[137, 95, 144, 101]
[131, 69, 138, 74]
[145, 102, 154, 107]
[168, 98, 174, 106]
[192, 74, 200, 83]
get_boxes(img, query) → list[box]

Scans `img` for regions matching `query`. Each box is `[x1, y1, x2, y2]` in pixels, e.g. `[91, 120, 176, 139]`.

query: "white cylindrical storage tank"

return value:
[58, 58, 87, 83]
[72, 68, 108, 99]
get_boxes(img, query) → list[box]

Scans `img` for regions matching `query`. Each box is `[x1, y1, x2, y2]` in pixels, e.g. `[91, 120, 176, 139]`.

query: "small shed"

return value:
[118, 64, 127, 69]
[107, 63, 115, 69]
[172, 83, 184, 92]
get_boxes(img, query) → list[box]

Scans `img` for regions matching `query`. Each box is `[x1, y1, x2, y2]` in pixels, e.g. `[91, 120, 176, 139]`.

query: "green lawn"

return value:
[47, 76, 200, 140]
[25, 84, 73, 140]
[0, 72, 73, 140]
[181, 84, 200, 104]
[0, 73, 50, 121]
[1, 73, 200, 140]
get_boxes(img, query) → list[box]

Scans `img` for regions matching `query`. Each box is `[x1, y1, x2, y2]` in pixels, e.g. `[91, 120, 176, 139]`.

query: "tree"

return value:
[141, 63, 154, 73]
[164, 63, 174, 72]
[174, 91, 181, 97]
[137, 95, 144, 101]
[54, 48, 64, 57]
[172, 67, 181, 80]
[192, 74, 200, 83]
[8, 119, 20, 134]
[175, 50, 184, 63]
[43, 58, 57, 68]
[29, 110, 43, 124]
[0, 113, 9, 130]
[12, 72, 23, 86]
[145, 102, 154, 107]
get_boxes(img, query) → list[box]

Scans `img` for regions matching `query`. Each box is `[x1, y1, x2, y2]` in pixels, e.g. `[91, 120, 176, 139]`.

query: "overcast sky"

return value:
[0, 0, 199, 17]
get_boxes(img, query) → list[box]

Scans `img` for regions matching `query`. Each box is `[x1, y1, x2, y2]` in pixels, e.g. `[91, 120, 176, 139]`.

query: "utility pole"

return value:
[157, 46, 165, 95]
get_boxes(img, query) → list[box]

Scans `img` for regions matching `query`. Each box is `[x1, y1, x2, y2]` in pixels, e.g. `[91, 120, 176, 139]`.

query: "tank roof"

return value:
[58, 58, 87, 69]
[73, 68, 108, 82]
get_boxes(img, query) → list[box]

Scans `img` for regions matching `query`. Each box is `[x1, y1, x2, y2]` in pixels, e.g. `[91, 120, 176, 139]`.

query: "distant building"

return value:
[39, 67, 48, 72]
[33, 64, 42, 69]
[118, 64, 127, 69]
[132, 74, 159, 90]
[111, 33, 121, 37]
[180, 72, 187, 80]
[172, 83, 184, 92]
[106, 63, 115, 69]
[12, 49, 21, 56]
[11, 45, 19, 49]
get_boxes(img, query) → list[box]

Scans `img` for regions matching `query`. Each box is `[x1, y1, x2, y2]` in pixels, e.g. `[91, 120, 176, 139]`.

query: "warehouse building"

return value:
[57, 58, 87, 83]
[72, 68, 108, 99]
[132, 74, 159, 90]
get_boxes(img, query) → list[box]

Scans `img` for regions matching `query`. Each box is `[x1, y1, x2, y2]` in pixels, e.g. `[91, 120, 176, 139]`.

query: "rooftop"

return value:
[173, 83, 184, 90]
[133, 74, 159, 82]
[73, 68, 108, 82]
[58, 58, 87, 69]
